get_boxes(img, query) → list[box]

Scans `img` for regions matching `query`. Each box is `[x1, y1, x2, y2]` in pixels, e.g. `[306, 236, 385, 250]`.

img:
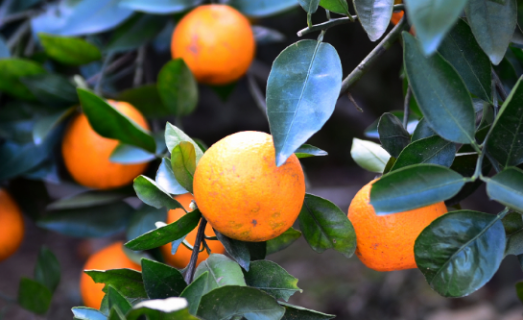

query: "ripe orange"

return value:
[170, 4, 256, 85]
[193, 131, 305, 242]
[62, 100, 150, 190]
[0, 189, 24, 262]
[161, 193, 225, 268]
[391, 0, 404, 25]
[80, 241, 141, 309]
[348, 180, 447, 271]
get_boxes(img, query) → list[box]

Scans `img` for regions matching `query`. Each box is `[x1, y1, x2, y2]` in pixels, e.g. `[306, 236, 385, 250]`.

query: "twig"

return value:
[247, 73, 268, 118]
[6, 21, 30, 50]
[133, 46, 146, 87]
[184, 218, 207, 283]
[347, 93, 363, 112]
[297, 16, 356, 37]
[492, 69, 508, 102]
[86, 52, 135, 84]
[0, 9, 38, 27]
[95, 53, 115, 95]
[339, 16, 408, 96]
[403, 87, 412, 128]
[23, 34, 35, 57]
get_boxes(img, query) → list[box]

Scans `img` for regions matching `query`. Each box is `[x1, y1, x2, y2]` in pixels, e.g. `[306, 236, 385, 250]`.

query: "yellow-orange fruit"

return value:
[161, 193, 225, 268]
[0, 189, 24, 262]
[391, 0, 404, 25]
[170, 4, 256, 85]
[62, 100, 150, 190]
[348, 180, 448, 271]
[193, 131, 305, 242]
[80, 242, 141, 309]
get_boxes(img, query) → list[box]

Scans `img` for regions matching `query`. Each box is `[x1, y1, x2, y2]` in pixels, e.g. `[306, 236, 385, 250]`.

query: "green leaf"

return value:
[294, 144, 328, 158]
[38, 33, 101, 65]
[252, 25, 286, 45]
[364, 110, 419, 139]
[370, 164, 466, 214]
[0, 139, 55, 181]
[108, 308, 125, 320]
[46, 190, 126, 211]
[126, 297, 198, 320]
[391, 136, 456, 171]
[110, 143, 156, 164]
[197, 286, 285, 320]
[319, 0, 350, 15]
[85, 269, 147, 304]
[17, 278, 52, 315]
[350, 138, 391, 173]
[194, 254, 247, 294]
[486, 167, 523, 212]
[267, 39, 342, 166]
[126, 205, 167, 242]
[0, 58, 46, 100]
[125, 209, 201, 251]
[412, 118, 436, 141]
[106, 286, 133, 315]
[165, 123, 204, 163]
[377, 112, 411, 158]
[438, 19, 492, 102]
[465, 0, 517, 65]
[215, 232, 266, 271]
[180, 272, 209, 315]
[404, 33, 476, 144]
[171, 142, 196, 193]
[298, 0, 320, 15]
[280, 302, 335, 320]
[298, 193, 357, 257]
[404, 0, 467, 54]
[133, 175, 186, 210]
[33, 107, 75, 145]
[243, 260, 301, 301]
[34, 246, 60, 293]
[415, 210, 506, 297]
[119, 0, 201, 14]
[266, 227, 302, 255]
[156, 158, 188, 195]
[445, 153, 490, 207]
[353, 0, 394, 41]
[158, 59, 198, 117]
[228, 0, 298, 17]
[77, 88, 156, 153]
[21, 74, 79, 107]
[72, 307, 108, 320]
[503, 212, 523, 255]
[486, 77, 523, 167]
[118, 84, 168, 119]
[142, 259, 187, 299]
[105, 14, 168, 52]
[37, 202, 134, 238]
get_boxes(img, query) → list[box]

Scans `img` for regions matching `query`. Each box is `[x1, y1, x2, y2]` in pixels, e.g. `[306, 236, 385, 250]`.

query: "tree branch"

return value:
[297, 16, 356, 37]
[184, 218, 207, 284]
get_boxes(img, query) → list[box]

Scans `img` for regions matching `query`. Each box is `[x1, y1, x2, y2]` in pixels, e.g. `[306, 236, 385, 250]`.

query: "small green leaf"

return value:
[503, 212, 523, 256]
[126, 297, 198, 320]
[156, 158, 188, 195]
[125, 209, 200, 251]
[105, 14, 168, 53]
[126, 205, 167, 242]
[141, 259, 187, 299]
[377, 112, 411, 158]
[119, 0, 201, 14]
[350, 138, 391, 173]
[353, 0, 394, 41]
[34, 246, 60, 293]
[118, 84, 168, 119]
[243, 260, 302, 301]
[110, 143, 156, 164]
[415, 210, 506, 297]
[412, 118, 436, 141]
[319, 0, 350, 15]
[158, 59, 198, 117]
[133, 175, 185, 210]
[180, 272, 209, 315]
[21, 74, 79, 107]
[252, 25, 286, 45]
[85, 269, 147, 304]
[486, 167, 523, 212]
[228, 0, 298, 17]
[194, 254, 246, 294]
[106, 286, 133, 315]
[391, 136, 456, 171]
[33, 107, 75, 145]
[171, 142, 196, 193]
[108, 307, 125, 320]
[38, 33, 101, 65]
[295, 144, 328, 158]
[298, 0, 320, 14]
[370, 164, 466, 214]
[46, 190, 126, 211]
[280, 302, 335, 320]
[266, 227, 302, 255]
[298, 194, 356, 258]
[0, 58, 46, 100]
[215, 232, 266, 271]
[18, 278, 52, 315]
[165, 123, 204, 162]
[72, 307, 108, 320]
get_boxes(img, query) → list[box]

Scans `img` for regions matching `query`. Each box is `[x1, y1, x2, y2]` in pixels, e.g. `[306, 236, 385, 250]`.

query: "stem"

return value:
[297, 16, 356, 37]
[403, 87, 412, 129]
[339, 16, 408, 96]
[347, 93, 363, 112]
[6, 21, 30, 50]
[247, 73, 267, 117]
[184, 218, 207, 283]
[492, 69, 508, 102]
[133, 46, 146, 87]
[86, 52, 135, 84]
[95, 53, 115, 95]
[0, 9, 38, 27]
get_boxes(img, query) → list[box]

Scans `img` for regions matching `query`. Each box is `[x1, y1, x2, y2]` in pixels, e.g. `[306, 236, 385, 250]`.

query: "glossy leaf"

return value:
[378, 112, 410, 158]
[126, 205, 167, 242]
[354, 0, 394, 41]
[110, 144, 155, 164]
[438, 19, 492, 102]
[404, 0, 467, 54]
[156, 158, 188, 195]
[350, 138, 390, 173]
[0, 58, 46, 100]
[34, 246, 60, 293]
[267, 39, 342, 166]
[215, 232, 266, 271]
[266, 227, 302, 255]
[180, 272, 208, 315]
[280, 302, 335, 320]
[253, 26, 286, 45]
[364, 110, 419, 139]
[38, 33, 101, 65]
[106, 286, 133, 315]
[0, 139, 55, 181]
[404, 33, 476, 144]
[119, 0, 201, 14]
[298, 193, 357, 257]
[37, 202, 134, 238]
[319, 0, 350, 15]
[486, 167, 523, 212]
[391, 136, 456, 171]
[133, 175, 185, 210]
[21, 74, 79, 107]
[46, 191, 126, 211]
[125, 209, 200, 251]
[33, 107, 75, 145]
[370, 164, 466, 214]
[503, 212, 523, 255]
[158, 59, 198, 117]
[243, 260, 301, 301]
[228, 0, 298, 17]
[415, 210, 506, 297]
[126, 298, 198, 320]
[17, 278, 52, 315]
[105, 14, 168, 52]
[85, 269, 147, 304]
[295, 144, 328, 158]
[118, 84, 168, 119]
[141, 259, 187, 299]
[412, 118, 436, 141]
[171, 142, 196, 193]
[72, 307, 108, 320]
[78, 89, 155, 152]
[465, 0, 517, 65]
[487, 77, 523, 167]
[194, 254, 246, 294]
[165, 123, 204, 162]
[197, 286, 285, 320]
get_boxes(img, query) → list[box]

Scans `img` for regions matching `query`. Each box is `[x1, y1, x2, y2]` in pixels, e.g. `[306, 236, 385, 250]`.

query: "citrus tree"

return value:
[1, 0, 523, 319]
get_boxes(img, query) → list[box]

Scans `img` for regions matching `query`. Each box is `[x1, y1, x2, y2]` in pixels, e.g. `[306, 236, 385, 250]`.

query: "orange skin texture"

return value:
[62, 100, 150, 190]
[193, 131, 305, 242]
[348, 180, 448, 272]
[171, 4, 256, 85]
[80, 241, 141, 309]
[391, 0, 415, 35]
[0, 189, 24, 262]
[161, 193, 225, 268]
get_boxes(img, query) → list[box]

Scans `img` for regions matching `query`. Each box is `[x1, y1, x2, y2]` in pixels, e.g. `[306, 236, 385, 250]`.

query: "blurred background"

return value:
[0, 0, 522, 319]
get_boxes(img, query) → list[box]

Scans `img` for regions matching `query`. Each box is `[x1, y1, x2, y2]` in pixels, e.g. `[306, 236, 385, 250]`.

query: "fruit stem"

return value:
[403, 87, 412, 129]
[339, 16, 409, 96]
[184, 218, 207, 284]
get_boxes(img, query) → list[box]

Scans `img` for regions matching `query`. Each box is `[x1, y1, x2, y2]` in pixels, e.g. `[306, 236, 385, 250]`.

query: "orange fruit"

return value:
[193, 131, 305, 242]
[161, 193, 225, 268]
[0, 189, 24, 262]
[348, 180, 447, 271]
[80, 241, 141, 309]
[62, 100, 150, 190]
[391, 0, 404, 25]
[170, 4, 256, 85]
